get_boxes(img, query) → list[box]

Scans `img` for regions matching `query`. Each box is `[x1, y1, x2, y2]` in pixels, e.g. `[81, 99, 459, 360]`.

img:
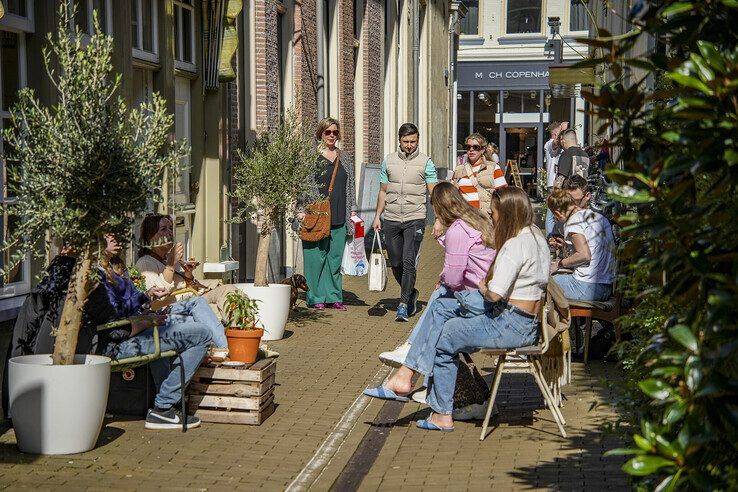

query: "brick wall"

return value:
[337, 0, 355, 157]
[361, 0, 383, 164]
[293, 0, 319, 131]
[254, 0, 280, 130]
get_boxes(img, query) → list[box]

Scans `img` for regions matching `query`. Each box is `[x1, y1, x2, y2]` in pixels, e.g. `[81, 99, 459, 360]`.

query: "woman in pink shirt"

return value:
[370, 182, 495, 404]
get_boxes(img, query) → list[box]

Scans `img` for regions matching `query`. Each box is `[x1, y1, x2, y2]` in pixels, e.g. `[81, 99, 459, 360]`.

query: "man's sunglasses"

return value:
[323, 130, 340, 137]
[464, 144, 484, 151]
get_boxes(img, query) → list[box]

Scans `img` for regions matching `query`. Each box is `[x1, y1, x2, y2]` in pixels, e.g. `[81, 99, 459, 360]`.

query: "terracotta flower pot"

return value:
[226, 328, 264, 363]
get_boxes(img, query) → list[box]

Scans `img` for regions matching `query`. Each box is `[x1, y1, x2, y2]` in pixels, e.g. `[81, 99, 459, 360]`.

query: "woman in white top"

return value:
[547, 189, 615, 301]
[135, 214, 239, 321]
[417, 187, 550, 432]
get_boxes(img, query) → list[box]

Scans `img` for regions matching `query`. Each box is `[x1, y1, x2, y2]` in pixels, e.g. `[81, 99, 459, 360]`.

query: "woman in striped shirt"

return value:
[452, 133, 507, 213]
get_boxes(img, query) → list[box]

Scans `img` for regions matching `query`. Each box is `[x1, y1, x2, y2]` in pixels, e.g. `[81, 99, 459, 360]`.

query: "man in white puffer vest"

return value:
[372, 123, 438, 322]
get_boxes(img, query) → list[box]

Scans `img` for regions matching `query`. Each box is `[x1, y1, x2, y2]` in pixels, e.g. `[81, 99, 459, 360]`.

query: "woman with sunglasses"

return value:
[452, 134, 507, 213]
[296, 118, 357, 311]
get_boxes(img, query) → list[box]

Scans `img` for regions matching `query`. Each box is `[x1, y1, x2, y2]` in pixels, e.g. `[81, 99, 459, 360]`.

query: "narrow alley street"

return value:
[0, 232, 627, 491]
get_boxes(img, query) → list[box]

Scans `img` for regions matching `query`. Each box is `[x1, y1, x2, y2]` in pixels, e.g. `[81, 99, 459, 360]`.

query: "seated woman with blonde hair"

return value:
[134, 214, 240, 327]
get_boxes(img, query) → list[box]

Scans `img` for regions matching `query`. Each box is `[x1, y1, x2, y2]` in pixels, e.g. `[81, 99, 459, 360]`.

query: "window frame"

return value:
[459, 0, 481, 38]
[502, 0, 545, 37]
[0, 26, 31, 298]
[567, 0, 591, 34]
[132, 0, 160, 64]
[0, 0, 35, 33]
[174, 0, 196, 72]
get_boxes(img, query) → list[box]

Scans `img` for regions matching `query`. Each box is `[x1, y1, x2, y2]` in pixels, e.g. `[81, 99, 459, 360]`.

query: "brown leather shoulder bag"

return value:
[299, 150, 340, 242]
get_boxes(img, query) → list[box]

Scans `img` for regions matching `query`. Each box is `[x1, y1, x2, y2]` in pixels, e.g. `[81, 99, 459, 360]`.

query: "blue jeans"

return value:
[169, 296, 228, 348]
[115, 321, 212, 409]
[407, 286, 453, 345]
[404, 289, 488, 376]
[425, 304, 539, 415]
[553, 274, 612, 301]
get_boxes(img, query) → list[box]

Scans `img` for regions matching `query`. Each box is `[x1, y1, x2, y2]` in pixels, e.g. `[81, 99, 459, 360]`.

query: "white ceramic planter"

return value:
[236, 283, 291, 341]
[9, 354, 111, 455]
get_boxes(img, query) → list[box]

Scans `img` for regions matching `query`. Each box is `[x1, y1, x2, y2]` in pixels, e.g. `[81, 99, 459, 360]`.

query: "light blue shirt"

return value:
[379, 158, 439, 185]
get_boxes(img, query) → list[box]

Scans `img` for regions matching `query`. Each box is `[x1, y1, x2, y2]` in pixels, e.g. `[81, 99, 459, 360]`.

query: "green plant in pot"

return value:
[223, 291, 263, 363]
[1, 3, 185, 455]
[230, 110, 322, 341]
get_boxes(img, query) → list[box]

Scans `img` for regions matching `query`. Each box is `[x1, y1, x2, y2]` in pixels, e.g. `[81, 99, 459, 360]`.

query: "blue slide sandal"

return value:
[363, 385, 411, 402]
[416, 419, 454, 432]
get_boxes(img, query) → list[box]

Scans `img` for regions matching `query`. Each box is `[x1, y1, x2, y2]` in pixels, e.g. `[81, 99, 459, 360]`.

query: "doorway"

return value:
[500, 123, 543, 196]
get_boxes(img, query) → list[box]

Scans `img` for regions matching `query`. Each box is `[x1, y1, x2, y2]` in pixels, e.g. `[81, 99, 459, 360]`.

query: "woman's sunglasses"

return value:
[323, 130, 340, 137]
[465, 144, 483, 151]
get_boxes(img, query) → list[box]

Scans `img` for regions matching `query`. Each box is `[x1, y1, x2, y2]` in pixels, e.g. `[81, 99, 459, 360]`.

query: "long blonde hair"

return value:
[485, 187, 538, 282]
[431, 182, 494, 247]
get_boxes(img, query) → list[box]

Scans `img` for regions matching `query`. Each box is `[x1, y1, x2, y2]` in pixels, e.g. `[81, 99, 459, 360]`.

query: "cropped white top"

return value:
[487, 226, 550, 301]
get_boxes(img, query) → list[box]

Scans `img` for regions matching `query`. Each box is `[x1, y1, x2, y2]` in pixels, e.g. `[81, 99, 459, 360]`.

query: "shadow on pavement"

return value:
[341, 290, 369, 307]
[286, 306, 325, 328]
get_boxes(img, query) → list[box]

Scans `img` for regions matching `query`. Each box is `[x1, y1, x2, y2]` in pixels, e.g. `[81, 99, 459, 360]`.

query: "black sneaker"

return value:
[407, 289, 420, 316]
[145, 407, 201, 430]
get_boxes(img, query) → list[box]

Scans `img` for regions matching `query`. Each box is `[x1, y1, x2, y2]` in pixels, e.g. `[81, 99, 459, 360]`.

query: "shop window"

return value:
[570, 0, 590, 32]
[132, 0, 159, 62]
[460, 0, 479, 36]
[506, 0, 542, 34]
[0, 30, 30, 298]
[472, 91, 500, 153]
[174, 0, 195, 69]
[503, 90, 541, 113]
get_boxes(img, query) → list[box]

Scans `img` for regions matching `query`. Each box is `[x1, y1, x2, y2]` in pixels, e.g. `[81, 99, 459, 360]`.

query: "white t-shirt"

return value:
[544, 139, 561, 188]
[564, 209, 615, 284]
[488, 226, 550, 301]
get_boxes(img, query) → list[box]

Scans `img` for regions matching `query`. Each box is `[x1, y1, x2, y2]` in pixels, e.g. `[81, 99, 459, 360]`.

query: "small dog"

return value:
[280, 274, 309, 310]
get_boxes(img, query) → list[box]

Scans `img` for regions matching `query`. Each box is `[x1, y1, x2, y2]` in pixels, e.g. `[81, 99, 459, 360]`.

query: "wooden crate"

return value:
[187, 357, 276, 425]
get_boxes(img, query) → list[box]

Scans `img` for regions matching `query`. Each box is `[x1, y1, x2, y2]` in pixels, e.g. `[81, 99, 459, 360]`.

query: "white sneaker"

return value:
[453, 401, 498, 421]
[411, 387, 427, 404]
[379, 342, 411, 368]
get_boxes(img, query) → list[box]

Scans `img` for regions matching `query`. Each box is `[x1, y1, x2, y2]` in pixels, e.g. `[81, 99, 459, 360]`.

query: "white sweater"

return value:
[488, 226, 550, 301]
[135, 254, 188, 292]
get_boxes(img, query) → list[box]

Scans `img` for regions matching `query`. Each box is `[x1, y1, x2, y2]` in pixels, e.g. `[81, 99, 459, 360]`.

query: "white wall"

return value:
[459, 0, 589, 62]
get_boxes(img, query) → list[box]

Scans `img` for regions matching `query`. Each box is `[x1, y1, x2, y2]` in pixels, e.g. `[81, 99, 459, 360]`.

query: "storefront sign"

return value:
[458, 60, 570, 90]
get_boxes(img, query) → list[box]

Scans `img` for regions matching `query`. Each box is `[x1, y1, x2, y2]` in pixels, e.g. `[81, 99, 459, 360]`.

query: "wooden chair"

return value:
[568, 294, 621, 364]
[97, 319, 188, 432]
[508, 159, 523, 188]
[479, 299, 567, 440]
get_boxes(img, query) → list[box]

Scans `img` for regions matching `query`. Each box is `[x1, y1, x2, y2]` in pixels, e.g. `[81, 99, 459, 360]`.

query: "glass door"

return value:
[500, 123, 543, 198]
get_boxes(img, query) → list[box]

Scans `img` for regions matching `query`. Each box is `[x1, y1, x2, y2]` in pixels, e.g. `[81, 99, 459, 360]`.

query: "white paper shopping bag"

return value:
[368, 232, 388, 292]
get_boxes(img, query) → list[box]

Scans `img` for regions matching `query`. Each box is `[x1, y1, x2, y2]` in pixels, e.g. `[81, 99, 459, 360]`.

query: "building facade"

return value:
[235, 0, 460, 278]
[0, 0, 237, 319]
[453, 0, 590, 179]
[0, 0, 459, 317]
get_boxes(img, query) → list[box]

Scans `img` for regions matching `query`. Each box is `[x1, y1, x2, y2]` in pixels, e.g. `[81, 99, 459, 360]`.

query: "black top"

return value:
[317, 155, 348, 226]
[557, 146, 590, 178]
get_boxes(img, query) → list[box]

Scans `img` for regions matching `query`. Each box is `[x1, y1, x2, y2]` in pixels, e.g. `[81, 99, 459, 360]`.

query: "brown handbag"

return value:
[299, 150, 341, 242]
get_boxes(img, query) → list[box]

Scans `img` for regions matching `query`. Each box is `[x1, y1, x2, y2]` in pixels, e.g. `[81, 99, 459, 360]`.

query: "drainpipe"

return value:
[447, 13, 456, 171]
[448, 1, 466, 171]
[412, 0, 420, 124]
[316, 0, 325, 119]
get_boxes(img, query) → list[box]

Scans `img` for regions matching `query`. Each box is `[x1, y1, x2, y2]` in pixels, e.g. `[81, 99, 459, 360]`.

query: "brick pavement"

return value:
[0, 232, 628, 490]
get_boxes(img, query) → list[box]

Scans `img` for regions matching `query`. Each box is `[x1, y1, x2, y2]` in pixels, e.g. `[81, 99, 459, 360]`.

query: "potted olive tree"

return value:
[222, 291, 262, 363]
[231, 111, 321, 340]
[1, 5, 184, 454]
